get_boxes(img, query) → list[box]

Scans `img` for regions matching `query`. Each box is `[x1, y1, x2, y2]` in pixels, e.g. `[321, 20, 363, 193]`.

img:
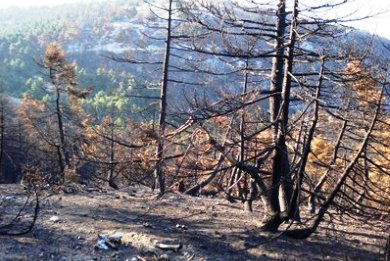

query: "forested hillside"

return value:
[0, 0, 389, 260]
[0, 0, 162, 118]
[1, 0, 388, 114]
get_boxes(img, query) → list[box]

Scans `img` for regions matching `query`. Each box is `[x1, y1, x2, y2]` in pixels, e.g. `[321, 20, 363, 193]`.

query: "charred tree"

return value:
[153, 0, 174, 196]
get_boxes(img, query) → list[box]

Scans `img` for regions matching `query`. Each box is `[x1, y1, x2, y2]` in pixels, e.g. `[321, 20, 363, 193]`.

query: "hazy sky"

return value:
[323, 0, 390, 39]
[0, 0, 389, 39]
[0, 0, 90, 8]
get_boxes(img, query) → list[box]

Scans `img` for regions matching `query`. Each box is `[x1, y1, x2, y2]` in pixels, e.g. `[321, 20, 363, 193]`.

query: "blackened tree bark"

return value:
[278, 0, 299, 220]
[49, 67, 67, 176]
[261, 0, 287, 232]
[108, 120, 118, 189]
[289, 56, 325, 221]
[262, 0, 298, 231]
[154, 0, 173, 196]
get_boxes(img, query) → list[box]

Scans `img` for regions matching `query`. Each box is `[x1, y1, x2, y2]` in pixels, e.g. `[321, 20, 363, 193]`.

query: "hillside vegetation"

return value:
[0, 0, 389, 260]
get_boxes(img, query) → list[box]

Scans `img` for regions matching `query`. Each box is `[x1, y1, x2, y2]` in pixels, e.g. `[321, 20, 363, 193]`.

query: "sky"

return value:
[0, 0, 389, 39]
[0, 0, 90, 8]
[319, 0, 390, 39]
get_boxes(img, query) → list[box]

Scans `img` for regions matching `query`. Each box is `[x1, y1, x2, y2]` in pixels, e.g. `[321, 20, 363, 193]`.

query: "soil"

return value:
[0, 184, 388, 261]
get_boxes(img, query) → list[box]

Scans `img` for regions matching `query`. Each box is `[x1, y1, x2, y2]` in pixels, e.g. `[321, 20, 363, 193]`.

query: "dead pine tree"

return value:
[153, 0, 174, 196]
[18, 43, 90, 184]
[109, 0, 202, 196]
[44, 43, 70, 177]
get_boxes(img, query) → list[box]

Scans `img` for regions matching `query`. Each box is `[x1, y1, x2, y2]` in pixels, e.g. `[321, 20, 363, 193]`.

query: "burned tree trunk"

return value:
[260, 0, 288, 232]
[262, 0, 299, 231]
[288, 56, 325, 221]
[154, 0, 173, 196]
[50, 67, 68, 177]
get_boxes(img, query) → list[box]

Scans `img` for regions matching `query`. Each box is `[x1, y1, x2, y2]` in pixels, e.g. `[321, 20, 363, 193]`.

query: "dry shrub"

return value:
[343, 60, 381, 106]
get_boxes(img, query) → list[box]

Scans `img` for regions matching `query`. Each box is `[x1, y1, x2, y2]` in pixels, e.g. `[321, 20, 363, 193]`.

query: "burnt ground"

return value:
[0, 184, 388, 261]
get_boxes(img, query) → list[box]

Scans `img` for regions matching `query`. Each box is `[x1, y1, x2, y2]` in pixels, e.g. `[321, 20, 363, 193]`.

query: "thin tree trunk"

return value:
[262, 0, 287, 232]
[244, 178, 258, 212]
[235, 167, 244, 201]
[226, 162, 238, 201]
[154, 0, 173, 196]
[289, 56, 325, 221]
[261, 0, 302, 231]
[278, 0, 299, 218]
[186, 116, 234, 196]
[356, 147, 369, 210]
[240, 57, 252, 207]
[384, 234, 390, 261]
[108, 121, 118, 189]
[50, 68, 67, 178]
[291, 122, 304, 167]
[185, 155, 224, 196]
[309, 119, 348, 213]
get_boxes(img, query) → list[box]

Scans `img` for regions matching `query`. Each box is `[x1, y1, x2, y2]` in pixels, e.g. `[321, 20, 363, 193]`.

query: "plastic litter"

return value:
[154, 240, 182, 252]
[175, 224, 188, 230]
[49, 215, 60, 223]
[94, 233, 123, 251]
[95, 235, 109, 251]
